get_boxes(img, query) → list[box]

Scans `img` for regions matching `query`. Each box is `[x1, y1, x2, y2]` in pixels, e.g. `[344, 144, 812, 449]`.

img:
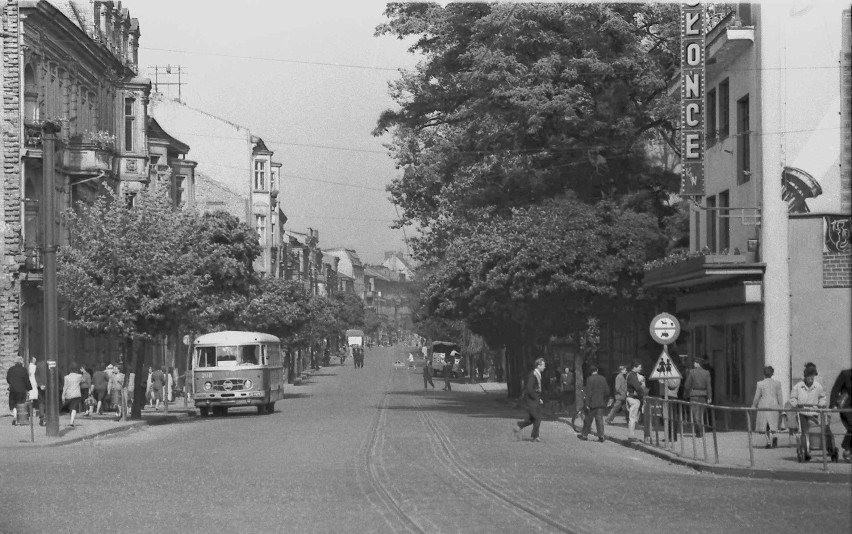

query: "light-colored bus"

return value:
[192, 331, 286, 416]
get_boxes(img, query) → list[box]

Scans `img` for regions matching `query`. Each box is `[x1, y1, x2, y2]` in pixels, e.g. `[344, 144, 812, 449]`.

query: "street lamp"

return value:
[41, 121, 61, 437]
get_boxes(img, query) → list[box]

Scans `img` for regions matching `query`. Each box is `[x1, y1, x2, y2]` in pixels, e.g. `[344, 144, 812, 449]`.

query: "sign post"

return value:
[649, 313, 682, 448]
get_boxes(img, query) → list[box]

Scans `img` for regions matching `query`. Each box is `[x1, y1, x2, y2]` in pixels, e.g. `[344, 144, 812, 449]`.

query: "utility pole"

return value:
[147, 65, 187, 102]
[41, 121, 61, 437]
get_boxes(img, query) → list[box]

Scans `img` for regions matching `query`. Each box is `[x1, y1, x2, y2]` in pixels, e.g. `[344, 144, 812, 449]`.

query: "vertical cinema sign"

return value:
[680, 2, 706, 196]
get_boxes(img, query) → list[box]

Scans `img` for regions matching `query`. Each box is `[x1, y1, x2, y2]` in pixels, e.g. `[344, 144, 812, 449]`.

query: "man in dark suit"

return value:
[513, 358, 546, 442]
[684, 356, 712, 437]
[578, 365, 610, 442]
[830, 368, 852, 462]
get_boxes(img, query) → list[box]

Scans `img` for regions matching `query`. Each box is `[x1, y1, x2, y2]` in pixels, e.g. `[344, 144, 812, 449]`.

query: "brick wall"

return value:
[1, 0, 22, 412]
[823, 251, 852, 288]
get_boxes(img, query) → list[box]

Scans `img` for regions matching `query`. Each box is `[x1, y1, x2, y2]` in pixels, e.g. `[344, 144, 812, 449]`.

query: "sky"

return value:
[122, 0, 419, 265]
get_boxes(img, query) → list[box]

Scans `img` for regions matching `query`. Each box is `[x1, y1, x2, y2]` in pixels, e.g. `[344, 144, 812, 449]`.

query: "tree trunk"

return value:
[131, 339, 146, 419]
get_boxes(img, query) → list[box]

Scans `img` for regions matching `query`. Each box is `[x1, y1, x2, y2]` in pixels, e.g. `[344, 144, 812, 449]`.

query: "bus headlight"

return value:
[203, 381, 212, 391]
[244, 379, 253, 390]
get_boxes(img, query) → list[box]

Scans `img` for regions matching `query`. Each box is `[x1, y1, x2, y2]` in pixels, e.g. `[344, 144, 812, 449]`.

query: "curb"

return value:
[553, 417, 851, 484]
[1, 413, 192, 449]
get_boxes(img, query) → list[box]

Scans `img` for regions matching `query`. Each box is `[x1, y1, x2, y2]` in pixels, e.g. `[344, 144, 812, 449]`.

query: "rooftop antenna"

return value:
[147, 65, 187, 102]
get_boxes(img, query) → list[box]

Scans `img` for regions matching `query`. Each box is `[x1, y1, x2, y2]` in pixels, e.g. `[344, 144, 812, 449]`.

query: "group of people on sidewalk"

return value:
[507, 356, 852, 464]
[5, 357, 129, 428]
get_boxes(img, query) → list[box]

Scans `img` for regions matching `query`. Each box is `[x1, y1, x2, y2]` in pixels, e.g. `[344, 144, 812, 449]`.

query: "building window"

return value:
[737, 94, 750, 184]
[255, 215, 267, 244]
[718, 79, 730, 139]
[693, 209, 702, 252]
[124, 98, 135, 152]
[706, 88, 717, 146]
[706, 195, 717, 253]
[254, 160, 266, 190]
[718, 190, 730, 252]
[176, 176, 186, 207]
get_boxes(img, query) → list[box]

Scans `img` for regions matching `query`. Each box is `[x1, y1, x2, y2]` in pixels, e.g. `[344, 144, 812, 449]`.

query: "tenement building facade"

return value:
[0, 0, 194, 407]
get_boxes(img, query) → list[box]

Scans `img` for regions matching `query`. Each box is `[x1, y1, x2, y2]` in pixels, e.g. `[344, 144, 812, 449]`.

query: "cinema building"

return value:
[644, 3, 851, 410]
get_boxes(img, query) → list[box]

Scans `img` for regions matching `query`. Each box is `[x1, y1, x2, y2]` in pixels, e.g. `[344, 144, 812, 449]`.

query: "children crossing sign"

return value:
[649, 350, 682, 381]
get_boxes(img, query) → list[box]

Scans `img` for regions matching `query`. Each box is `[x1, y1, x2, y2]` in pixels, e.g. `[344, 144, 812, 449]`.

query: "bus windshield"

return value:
[195, 345, 258, 367]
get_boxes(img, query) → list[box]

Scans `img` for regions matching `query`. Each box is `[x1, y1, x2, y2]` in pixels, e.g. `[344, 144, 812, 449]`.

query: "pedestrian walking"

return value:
[513, 358, 546, 442]
[61, 363, 83, 427]
[442, 353, 454, 391]
[6, 356, 30, 425]
[150, 367, 166, 410]
[578, 365, 610, 442]
[605, 365, 629, 424]
[145, 367, 154, 408]
[167, 367, 175, 403]
[91, 364, 109, 416]
[422, 360, 435, 390]
[107, 365, 125, 418]
[409, 353, 415, 369]
[34, 358, 47, 426]
[751, 365, 783, 449]
[27, 357, 38, 405]
[684, 356, 712, 437]
[829, 368, 852, 462]
[625, 360, 645, 441]
[79, 364, 93, 417]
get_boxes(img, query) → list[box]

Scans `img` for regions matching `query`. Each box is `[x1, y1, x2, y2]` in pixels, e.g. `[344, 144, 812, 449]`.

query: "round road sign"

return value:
[649, 313, 680, 345]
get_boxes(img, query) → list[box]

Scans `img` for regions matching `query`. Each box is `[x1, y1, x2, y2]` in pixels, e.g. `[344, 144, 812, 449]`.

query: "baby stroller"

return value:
[793, 409, 839, 463]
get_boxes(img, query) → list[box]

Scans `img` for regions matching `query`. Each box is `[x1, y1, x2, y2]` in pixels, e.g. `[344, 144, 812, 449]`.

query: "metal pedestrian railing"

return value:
[641, 396, 851, 471]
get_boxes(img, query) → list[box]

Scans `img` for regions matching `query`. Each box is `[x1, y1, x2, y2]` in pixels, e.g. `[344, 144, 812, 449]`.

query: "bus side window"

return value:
[241, 345, 258, 365]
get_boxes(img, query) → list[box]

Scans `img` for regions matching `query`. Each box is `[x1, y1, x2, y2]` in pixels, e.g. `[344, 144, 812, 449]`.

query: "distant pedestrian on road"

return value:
[6, 356, 30, 425]
[752, 365, 783, 449]
[625, 360, 645, 441]
[513, 358, 545, 442]
[61, 363, 83, 428]
[443, 352, 456, 391]
[578, 365, 610, 442]
[409, 353, 415, 369]
[605, 365, 628, 424]
[423, 361, 435, 390]
[684, 356, 712, 437]
[829, 368, 852, 462]
[560, 366, 576, 416]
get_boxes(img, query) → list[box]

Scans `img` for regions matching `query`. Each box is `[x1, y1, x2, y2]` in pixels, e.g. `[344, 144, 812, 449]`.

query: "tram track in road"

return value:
[411, 393, 584, 534]
[360, 391, 427, 534]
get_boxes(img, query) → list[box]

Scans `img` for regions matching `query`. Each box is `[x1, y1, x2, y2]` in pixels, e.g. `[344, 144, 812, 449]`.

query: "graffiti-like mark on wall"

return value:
[782, 166, 823, 214]
[824, 216, 851, 253]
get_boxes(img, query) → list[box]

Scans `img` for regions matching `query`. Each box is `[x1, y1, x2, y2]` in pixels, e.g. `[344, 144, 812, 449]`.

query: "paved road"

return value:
[1, 346, 849, 533]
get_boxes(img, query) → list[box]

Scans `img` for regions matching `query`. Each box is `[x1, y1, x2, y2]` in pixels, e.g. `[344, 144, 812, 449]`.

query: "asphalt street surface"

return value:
[1, 345, 849, 534]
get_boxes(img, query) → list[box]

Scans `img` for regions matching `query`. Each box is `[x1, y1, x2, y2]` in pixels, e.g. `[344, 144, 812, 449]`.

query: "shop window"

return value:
[725, 323, 745, 403]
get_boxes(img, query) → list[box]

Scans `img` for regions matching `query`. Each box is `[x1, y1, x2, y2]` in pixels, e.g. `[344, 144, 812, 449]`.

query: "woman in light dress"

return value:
[752, 365, 783, 448]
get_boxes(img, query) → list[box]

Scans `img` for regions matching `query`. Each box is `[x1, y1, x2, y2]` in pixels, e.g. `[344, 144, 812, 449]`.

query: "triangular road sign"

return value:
[649, 350, 682, 380]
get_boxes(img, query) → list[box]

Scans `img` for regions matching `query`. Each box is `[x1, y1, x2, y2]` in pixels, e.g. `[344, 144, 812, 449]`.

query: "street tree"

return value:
[236, 278, 313, 348]
[58, 189, 230, 418]
[421, 197, 663, 397]
[375, 2, 682, 259]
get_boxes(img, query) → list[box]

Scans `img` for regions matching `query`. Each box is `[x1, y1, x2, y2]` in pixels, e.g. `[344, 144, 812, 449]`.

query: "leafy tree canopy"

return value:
[375, 2, 681, 260]
[422, 196, 663, 349]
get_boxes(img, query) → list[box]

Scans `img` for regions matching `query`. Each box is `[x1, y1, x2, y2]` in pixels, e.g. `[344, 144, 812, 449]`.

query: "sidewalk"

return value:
[461, 381, 851, 484]
[0, 403, 195, 449]
[0, 366, 324, 449]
